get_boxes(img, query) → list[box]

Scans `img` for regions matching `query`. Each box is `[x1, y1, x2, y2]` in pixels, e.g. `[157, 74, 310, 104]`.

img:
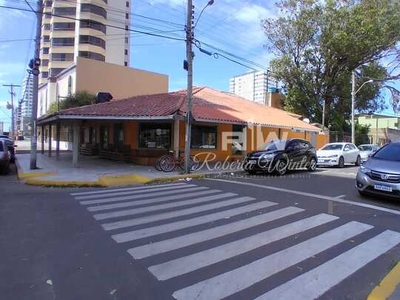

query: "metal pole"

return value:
[375, 116, 379, 145]
[184, 0, 194, 174]
[3, 84, 20, 142]
[351, 71, 356, 144]
[30, 0, 42, 169]
[322, 99, 325, 129]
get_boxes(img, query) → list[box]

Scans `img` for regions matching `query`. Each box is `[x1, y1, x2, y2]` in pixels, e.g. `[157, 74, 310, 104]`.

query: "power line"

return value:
[0, 38, 34, 43]
[0, 4, 186, 42]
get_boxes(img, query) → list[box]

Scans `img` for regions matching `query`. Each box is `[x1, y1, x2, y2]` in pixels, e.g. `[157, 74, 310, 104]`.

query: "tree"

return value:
[262, 0, 400, 131]
[47, 91, 96, 115]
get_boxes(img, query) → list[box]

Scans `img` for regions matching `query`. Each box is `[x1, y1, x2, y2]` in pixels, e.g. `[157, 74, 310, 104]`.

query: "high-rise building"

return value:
[229, 71, 278, 104]
[39, 0, 130, 84]
[20, 74, 34, 136]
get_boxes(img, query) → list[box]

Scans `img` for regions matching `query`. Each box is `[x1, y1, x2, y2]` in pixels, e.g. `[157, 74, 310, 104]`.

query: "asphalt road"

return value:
[1, 165, 400, 300]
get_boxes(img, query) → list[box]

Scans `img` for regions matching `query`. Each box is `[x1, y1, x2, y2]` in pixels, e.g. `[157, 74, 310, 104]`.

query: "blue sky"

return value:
[0, 0, 398, 131]
[0, 0, 276, 131]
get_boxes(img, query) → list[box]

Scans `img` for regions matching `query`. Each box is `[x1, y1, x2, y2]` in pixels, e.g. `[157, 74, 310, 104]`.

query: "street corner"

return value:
[15, 158, 56, 180]
[25, 177, 102, 187]
[367, 260, 400, 300]
[98, 173, 152, 187]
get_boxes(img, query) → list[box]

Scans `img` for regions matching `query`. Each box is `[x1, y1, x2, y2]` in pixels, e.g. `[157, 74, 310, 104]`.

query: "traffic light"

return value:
[28, 58, 41, 76]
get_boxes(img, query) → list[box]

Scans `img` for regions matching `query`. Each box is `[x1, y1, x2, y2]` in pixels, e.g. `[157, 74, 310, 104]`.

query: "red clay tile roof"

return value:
[52, 87, 320, 131]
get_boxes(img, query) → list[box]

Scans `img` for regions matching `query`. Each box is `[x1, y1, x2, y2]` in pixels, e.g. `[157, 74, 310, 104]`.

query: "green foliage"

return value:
[47, 91, 96, 115]
[263, 0, 400, 131]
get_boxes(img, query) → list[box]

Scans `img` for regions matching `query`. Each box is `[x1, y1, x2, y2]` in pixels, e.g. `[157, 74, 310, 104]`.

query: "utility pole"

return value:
[3, 84, 21, 142]
[184, 0, 194, 174]
[351, 70, 356, 144]
[30, 0, 43, 169]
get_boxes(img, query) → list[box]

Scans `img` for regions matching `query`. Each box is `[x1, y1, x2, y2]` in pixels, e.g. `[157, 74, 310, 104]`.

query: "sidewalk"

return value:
[15, 152, 241, 187]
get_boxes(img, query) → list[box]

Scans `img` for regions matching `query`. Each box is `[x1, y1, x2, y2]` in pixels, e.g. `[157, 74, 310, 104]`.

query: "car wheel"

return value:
[246, 170, 257, 175]
[358, 190, 368, 197]
[337, 156, 344, 168]
[275, 159, 288, 176]
[355, 155, 361, 166]
[307, 157, 317, 172]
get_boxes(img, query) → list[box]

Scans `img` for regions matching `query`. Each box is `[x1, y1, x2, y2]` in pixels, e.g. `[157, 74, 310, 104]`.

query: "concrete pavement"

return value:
[15, 151, 238, 187]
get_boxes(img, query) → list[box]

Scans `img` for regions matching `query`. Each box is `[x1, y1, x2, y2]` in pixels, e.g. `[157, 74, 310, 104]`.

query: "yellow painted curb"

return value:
[25, 178, 102, 187]
[98, 174, 152, 186]
[368, 261, 400, 300]
[15, 159, 56, 179]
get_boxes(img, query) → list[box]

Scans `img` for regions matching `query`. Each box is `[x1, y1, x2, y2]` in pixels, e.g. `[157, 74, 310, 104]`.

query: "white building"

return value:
[19, 74, 34, 136]
[39, 0, 131, 84]
[229, 71, 279, 104]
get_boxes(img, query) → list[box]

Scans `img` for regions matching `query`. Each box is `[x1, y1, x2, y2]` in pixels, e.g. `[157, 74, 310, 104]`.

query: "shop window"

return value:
[191, 125, 217, 149]
[139, 123, 171, 148]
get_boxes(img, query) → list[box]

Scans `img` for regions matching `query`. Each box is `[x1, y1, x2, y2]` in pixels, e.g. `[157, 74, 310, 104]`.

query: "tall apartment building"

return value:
[39, 0, 130, 84]
[20, 74, 34, 136]
[229, 71, 278, 104]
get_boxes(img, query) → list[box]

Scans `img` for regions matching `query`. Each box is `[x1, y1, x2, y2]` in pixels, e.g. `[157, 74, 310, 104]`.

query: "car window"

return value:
[321, 144, 343, 151]
[348, 144, 356, 150]
[373, 143, 400, 161]
[359, 145, 372, 151]
[258, 140, 287, 151]
[0, 141, 3, 151]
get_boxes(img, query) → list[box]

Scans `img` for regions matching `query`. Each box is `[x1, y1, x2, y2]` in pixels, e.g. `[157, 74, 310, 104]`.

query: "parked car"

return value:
[317, 142, 361, 168]
[356, 142, 400, 198]
[0, 137, 15, 163]
[0, 139, 11, 175]
[243, 139, 317, 175]
[358, 144, 380, 163]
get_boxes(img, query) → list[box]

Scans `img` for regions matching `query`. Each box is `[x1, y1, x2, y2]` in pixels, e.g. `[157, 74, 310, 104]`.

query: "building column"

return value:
[72, 121, 80, 167]
[48, 124, 52, 157]
[41, 125, 45, 154]
[56, 122, 61, 159]
[173, 119, 180, 158]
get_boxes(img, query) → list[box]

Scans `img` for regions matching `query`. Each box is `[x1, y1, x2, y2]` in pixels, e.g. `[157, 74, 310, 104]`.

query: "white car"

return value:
[317, 142, 361, 167]
[358, 144, 380, 163]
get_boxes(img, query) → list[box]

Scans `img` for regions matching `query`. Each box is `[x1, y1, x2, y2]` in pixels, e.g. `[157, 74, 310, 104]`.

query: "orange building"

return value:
[37, 87, 328, 166]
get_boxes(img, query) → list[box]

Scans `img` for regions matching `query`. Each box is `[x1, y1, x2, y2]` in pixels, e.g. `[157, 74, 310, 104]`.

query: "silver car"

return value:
[356, 142, 400, 198]
[358, 144, 379, 163]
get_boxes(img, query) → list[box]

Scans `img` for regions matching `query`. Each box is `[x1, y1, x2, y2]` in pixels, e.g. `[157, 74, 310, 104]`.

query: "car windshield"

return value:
[358, 145, 372, 151]
[258, 140, 287, 151]
[372, 143, 400, 161]
[321, 144, 343, 151]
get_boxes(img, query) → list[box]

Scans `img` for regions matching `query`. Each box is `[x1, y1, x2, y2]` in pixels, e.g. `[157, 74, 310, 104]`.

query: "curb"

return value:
[367, 261, 400, 300]
[15, 159, 56, 179]
[25, 178, 102, 187]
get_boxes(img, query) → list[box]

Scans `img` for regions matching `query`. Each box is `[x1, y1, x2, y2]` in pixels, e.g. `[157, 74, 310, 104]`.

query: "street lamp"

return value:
[184, 0, 214, 174]
[351, 71, 373, 144]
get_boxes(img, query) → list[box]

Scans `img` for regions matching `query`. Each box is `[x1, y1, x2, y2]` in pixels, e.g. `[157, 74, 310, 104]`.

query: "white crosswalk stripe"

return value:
[81, 186, 209, 205]
[70, 183, 400, 300]
[75, 184, 198, 200]
[87, 191, 236, 212]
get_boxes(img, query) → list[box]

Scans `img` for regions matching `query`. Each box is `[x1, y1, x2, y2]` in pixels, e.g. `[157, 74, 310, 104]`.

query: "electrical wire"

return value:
[0, 5, 186, 42]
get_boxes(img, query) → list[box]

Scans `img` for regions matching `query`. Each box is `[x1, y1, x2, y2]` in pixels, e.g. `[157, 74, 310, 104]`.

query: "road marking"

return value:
[120, 205, 297, 246]
[171, 221, 372, 300]
[70, 183, 188, 196]
[87, 190, 231, 212]
[80, 187, 209, 206]
[93, 190, 228, 220]
[150, 214, 341, 281]
[102, 196, 256, 230]
[207, 178, 400, 216]
[75, 184, 197, 200]
[335, 194, 346, 199]
[258, 230, 400, 300]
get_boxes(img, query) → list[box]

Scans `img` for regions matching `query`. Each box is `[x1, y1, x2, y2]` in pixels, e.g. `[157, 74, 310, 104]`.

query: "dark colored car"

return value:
[0, 139, 11, 175]
[356, 142, 400, 198]
[243, 139, 317, 175]
[0, 137, 15, 163]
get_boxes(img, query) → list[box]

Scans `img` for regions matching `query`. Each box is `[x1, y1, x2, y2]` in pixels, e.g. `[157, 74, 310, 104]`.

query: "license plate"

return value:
[318, 159, 328, 163]
[374, 184, 393, 192]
